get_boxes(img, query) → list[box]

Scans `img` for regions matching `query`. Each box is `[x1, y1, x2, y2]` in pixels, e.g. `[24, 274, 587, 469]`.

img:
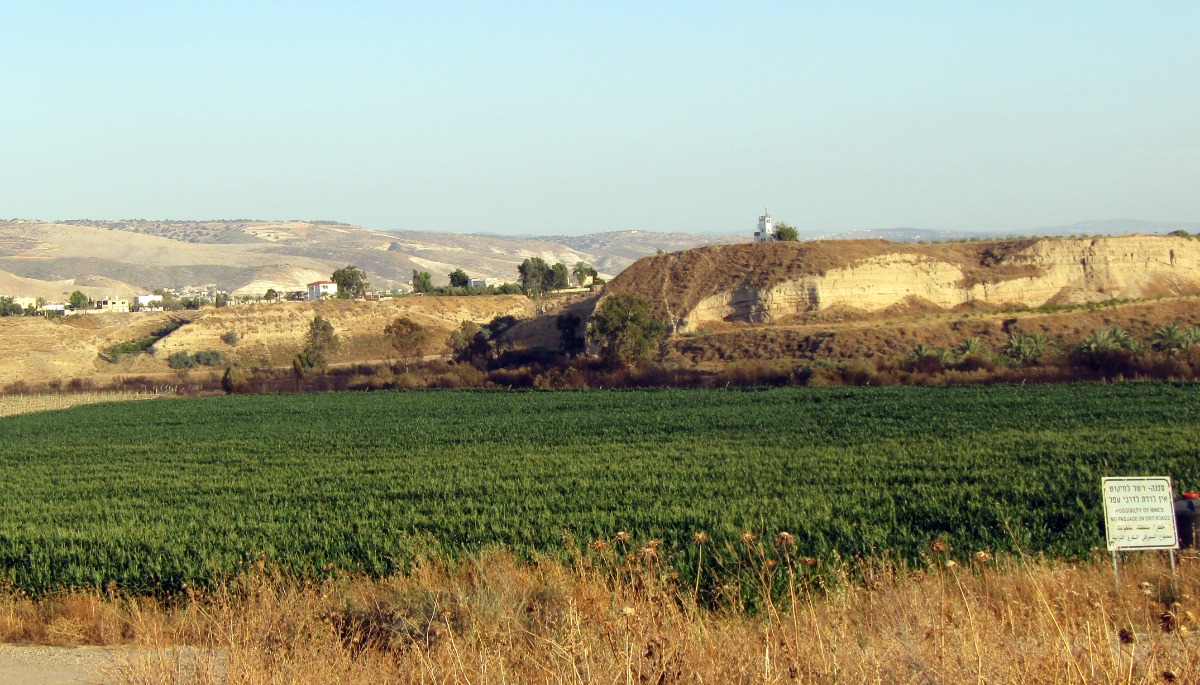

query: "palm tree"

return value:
[954, 337, 988, 360]
[906, 344, 946, 372]
[909, 343, 938, 361]
[1002, 333, 1026, 360]
[1106, 326, 1134, 351]
[1188, 326, 1200, 348]
[1004, 332, 1048, 364]
[572, 262, 598, 287]
[1079, 329, 1118, 354]
[1149, 324, 1189, 353]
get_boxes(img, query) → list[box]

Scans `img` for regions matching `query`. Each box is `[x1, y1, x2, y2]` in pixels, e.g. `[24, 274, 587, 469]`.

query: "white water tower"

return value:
[753, 208, 775, 243]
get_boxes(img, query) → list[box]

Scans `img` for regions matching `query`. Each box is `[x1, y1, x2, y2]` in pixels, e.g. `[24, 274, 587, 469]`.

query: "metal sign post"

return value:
[1102, 476, 1179, 588]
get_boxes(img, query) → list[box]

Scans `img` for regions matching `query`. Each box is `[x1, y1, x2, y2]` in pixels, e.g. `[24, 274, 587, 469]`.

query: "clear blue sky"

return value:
[1, 1, 1197, 235]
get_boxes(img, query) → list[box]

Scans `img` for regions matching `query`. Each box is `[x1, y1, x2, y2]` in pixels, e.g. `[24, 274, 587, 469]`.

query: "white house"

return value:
[753, 209, 776, 243]
[307, 281, 338, 301]
[469, 277, 503, 288]
[136, 294, 164, 311]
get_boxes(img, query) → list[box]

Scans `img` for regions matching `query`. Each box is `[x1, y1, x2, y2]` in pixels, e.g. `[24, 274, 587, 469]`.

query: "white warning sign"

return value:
[1102, 476, 1178, 551]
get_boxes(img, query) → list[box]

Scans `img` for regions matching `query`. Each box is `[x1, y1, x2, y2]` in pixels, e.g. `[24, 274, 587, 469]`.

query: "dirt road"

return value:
[0, 644, 217, 685]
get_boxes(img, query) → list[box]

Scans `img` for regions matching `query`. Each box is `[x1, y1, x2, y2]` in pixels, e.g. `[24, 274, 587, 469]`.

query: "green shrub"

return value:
[192, 350, 225, 366]
[102, 320, 185, 363]
[168, 350, 225, 369]
[168, 351, 196, 369]
[220, 330, 240, 346]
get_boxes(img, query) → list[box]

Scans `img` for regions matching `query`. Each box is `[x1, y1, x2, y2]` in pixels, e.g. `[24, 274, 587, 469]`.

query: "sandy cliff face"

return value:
[971, 236, 1199, 305]
[608, 236, 1200, 332]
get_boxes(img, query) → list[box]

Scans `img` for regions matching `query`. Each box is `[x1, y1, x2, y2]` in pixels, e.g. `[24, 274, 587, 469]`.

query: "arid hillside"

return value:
[7, 233, 1200, 391]
[606, 235, 1200, 332]
[0, 220, 739, 297]
[0, 296, 534, 386]
[0, 267, 140, 302]
[0, 311, 198, 386]
[152, 295, 534, 367]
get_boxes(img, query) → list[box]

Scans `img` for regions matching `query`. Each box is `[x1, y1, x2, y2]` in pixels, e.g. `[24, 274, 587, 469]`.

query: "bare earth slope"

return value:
[0, 297, 533, 386]
[606, 235, 1200, 332]
[151, 296, 534, 368]
[0, 312, 196, 385]
[0, 268, 141, 302]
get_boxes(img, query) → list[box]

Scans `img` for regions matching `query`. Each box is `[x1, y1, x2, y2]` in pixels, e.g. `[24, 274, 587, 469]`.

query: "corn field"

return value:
[0, 383, 1197, 595]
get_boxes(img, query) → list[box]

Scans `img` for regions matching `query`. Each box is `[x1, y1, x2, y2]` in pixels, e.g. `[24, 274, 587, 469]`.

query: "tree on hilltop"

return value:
[69, 290, 90, 310]
[518, 257, 551, 296]
[411, 270, 433, 294]
[774, 222, 799, 241]
[332, 265, 368, 299]
[549, 262, 570, 290]
[518, 257, 570, 296]
[448, 268, 471, 288]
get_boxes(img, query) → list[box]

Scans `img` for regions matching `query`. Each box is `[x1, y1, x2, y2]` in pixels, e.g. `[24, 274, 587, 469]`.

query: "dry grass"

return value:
[674, 295, 1200, 375]
[0, 391, 168, 418]
[3, 550, 1197, 683]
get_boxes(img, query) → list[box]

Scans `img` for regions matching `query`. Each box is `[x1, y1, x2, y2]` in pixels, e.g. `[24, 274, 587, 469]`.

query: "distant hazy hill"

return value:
[814, 228, 971, 243]
[816, 220, 1200, 243]
[5, 217, 1191, 301]
[1030, 219, 1200, 236]
[0, 220, 741, 298]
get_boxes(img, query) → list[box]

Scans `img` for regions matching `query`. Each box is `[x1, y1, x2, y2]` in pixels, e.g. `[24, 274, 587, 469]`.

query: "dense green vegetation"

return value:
[0, 384, 1197, 594]
[102, 319, 186, 362]
[166, 349, 225, 369]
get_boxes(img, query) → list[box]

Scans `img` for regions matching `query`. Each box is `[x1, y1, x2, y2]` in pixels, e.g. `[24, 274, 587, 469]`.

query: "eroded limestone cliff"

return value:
[605, 236, 1200, 332]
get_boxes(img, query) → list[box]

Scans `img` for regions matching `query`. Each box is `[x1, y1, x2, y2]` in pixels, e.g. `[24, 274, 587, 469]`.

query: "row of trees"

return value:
[6, 254, 602, 319]
[0, 296, 40, 316]
[253, 261, 600, 300]
[517, 259, 600, 296]
[411, 269, 523, 296]
[437, 293, 664, 368]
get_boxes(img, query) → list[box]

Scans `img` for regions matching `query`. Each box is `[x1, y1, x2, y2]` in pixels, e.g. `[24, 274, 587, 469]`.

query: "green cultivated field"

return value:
[0, 384, 1197, 593]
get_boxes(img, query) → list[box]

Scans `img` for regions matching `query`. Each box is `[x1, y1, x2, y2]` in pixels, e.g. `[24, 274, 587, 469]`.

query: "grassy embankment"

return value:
[1, 552, 1196, 683]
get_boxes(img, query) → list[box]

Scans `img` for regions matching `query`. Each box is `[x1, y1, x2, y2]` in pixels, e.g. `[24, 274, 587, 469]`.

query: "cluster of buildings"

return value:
[3, 285, 238, 316]
[9, 294, 153, 315]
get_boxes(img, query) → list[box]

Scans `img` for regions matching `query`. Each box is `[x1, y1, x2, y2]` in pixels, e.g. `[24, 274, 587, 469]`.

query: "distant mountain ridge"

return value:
[0, 220, 741, 299]
[815, 220, 1200, 243]
[3, 217, 1194, 302]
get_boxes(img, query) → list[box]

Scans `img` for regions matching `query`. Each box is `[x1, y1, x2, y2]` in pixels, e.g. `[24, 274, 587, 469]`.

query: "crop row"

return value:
[0, 384, 1196, 593]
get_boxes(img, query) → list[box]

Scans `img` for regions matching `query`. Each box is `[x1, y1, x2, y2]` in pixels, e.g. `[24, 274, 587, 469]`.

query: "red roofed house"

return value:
[306, 281, 338, 301]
